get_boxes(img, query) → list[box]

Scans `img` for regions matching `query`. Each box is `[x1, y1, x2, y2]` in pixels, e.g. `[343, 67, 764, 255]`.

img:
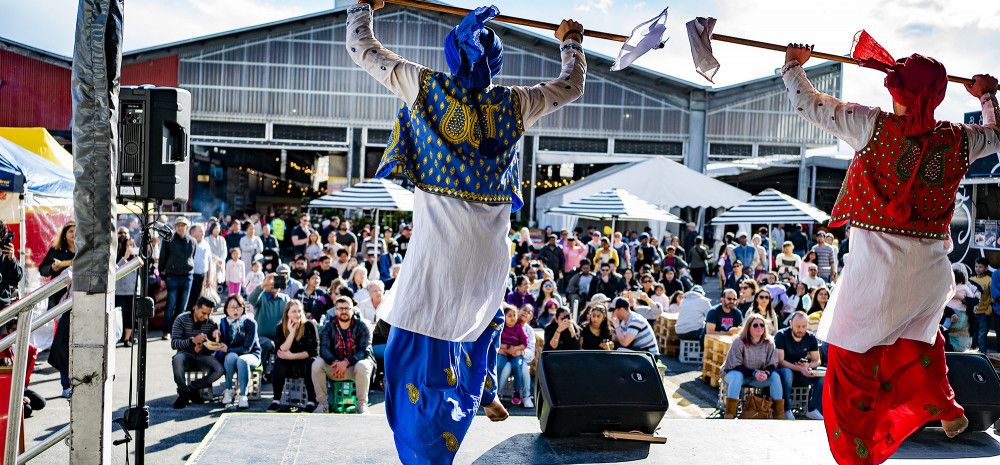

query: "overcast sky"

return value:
[3, 0, 998, 127]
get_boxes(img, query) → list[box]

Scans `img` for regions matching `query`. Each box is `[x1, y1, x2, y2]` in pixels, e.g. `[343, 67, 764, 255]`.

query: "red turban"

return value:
[852, 31, 948, 136]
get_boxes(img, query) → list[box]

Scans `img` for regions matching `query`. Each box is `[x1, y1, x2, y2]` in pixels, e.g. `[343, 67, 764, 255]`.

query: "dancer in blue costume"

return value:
[346, 1, 586, 463]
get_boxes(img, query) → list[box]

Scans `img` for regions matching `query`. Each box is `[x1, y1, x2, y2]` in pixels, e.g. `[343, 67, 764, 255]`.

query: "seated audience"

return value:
[783, 282, 812, 325]
[506, 276, 534, 308]
[171, 297, 223, 409]
[746, 289, 780, 335]
[610, 297, 659, 355]
[544, 307, 582, 351]
[806, 286, 830, 334]
[295, 273, 330, 322]
[535, 300, 558, 328]
[312, 296, 375, 414]
[774, 312, 824, 420]
[720, 314, 783, 419]
[517, 305, 538, 405]
[249, 274, 290, 376]
[498, 305, 532, 407]
[215, 295, 261, 409]
[580, 304, 615, 350]
[268, 300, 319, 412]
[534, 278, 564, 310]
[706, 289, 744, 336]
[736, 280, 759, 313]
[675, 286, 712, 350]
[356, 280, 386, 324]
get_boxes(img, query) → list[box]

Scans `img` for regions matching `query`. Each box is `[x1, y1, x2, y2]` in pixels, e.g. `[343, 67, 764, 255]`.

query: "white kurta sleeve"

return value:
[510, 40, 587, 129]
[345, 3, 425, 107]
[781, 61, 879, 151]
[964, 93, 1000, 163]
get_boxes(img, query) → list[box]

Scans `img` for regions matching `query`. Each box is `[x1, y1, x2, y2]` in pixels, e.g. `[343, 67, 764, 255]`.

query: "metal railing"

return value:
[1, 258, 142, 464]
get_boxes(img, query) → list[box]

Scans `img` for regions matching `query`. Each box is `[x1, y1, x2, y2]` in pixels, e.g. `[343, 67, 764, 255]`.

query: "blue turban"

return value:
[444, 5, 503, 90]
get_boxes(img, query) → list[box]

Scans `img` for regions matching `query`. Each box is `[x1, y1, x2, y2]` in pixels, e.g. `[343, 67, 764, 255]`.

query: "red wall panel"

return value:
[0, 50, 72, 130]
[122, 55, 179, 87]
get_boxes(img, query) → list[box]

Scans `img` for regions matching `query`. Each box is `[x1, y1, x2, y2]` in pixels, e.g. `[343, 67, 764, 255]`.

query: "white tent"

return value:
[309, 179, 414, 227]
[548, 188, 682, 231]
[535, 157, 751, 233]
[710, 188, 830, 225]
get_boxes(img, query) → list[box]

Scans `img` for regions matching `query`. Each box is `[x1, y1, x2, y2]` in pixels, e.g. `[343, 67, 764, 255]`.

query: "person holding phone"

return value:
[40, 221, 75, 398]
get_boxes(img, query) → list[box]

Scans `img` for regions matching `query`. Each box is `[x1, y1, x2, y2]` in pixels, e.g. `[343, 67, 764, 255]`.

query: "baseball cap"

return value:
[589, 293, 610, 304]
[612, 297, 631, 310]
[639, 232, 650, 240]
[276, 264, 291, 274]
[690, 285, 705, 295]
[736, 231, 748, 238]
[174, 216, 190, 226]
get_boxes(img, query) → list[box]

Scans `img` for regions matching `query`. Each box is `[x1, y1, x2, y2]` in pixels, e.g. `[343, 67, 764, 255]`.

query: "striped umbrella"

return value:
[547, 188, 683, 231]
[309, 179, 414, 227]
[710, 188, 829, 225]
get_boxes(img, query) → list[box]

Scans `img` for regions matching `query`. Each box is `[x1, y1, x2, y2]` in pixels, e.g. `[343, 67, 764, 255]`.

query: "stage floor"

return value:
[187, 413, 1000, 464]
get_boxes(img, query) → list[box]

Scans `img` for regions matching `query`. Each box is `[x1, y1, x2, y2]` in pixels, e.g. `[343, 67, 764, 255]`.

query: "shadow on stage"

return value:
[892, 429, 1000, 460]
[471, 433, 650, 464]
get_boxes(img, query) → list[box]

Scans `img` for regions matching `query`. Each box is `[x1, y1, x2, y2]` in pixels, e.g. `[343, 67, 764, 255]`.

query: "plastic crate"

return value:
[679, 340, 703, 364]
[328, 380, 357, 413]
[280, 377, 310, 408]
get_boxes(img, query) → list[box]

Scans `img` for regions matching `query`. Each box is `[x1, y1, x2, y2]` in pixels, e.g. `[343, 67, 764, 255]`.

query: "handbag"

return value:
[739, 393, 773, 420]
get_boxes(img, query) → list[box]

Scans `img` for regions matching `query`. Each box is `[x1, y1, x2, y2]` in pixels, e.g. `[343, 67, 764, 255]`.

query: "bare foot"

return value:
[483, 398, 509, 422]
[942, 415, 969, 438]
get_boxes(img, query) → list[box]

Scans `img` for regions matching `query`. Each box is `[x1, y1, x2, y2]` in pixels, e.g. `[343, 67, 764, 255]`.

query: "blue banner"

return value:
[964, 111, 1000, 178]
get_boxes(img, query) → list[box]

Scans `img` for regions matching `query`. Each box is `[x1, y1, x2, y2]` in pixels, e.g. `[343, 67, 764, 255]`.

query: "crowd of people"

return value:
[7, 210, 998, 420]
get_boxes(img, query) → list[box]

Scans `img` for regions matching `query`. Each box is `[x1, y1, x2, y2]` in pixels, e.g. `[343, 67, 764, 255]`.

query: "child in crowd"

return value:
[244, 260, 265, 296]
[497, 306, 528, 406]
[226, 248, 245, 298]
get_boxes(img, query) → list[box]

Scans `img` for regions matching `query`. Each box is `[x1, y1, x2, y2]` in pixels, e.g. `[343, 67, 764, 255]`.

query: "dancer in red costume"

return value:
[781, 41, 999, 465]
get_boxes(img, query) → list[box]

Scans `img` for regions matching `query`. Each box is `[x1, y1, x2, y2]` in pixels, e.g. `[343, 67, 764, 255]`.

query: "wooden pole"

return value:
[385, 0, 629, 42]
[711, 33, 975, 85]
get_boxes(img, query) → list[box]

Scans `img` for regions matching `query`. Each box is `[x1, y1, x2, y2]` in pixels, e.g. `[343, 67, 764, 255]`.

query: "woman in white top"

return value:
[303, 231, 324, 263]
[239, 223, 263, 274]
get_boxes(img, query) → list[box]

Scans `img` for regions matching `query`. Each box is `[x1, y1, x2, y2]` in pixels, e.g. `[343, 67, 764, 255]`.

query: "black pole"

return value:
[134, 199, 152, 465]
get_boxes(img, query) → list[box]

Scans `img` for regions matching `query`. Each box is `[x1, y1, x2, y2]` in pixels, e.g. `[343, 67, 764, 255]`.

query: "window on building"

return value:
[192, 121, 266, 139]
[366, 129, 393, 146]
[272, 124, 347, 142]
[709, 143, 752, 160]
[615, 140, 683, 156]
[538, 137, 608, 153]
[758, 145, 800, 157]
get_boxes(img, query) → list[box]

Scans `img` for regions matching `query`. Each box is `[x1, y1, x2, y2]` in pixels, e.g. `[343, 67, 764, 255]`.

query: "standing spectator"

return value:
[268, 300, 320, 412]
[751, 234, 769, 276]
[946, 269, 973, 352]
[565, 261, 594, 308]
[633, 233, 659, 271]
[992, 266, 1000, 353]
[378, 241, 403, 284]
[592, 237, 619, 269]
[590, 263, 624, 300]
[170, 297, 223, 409]
[836, 226, 850, 269]
[810, 232, 838, 282]
[706, 289, 743, 335]
[312, 296, 375, 414]
[315, 255, 342, 288]
[660, 246, 689, 274]
[115, 227, 138, 346]
[771, 224, 786, 251]
[394, 224, 412, 258]
[261, 224, 280, 256]
[249, 275, 291, 377]
[356, 281, 385, 324]
[304, 231, 325, 264]
[497, 305, 530, 406]
[609, 297, 659, 355]
[788, 224, 809, 256]
[544, 307, 581, 351]
[682, 222, 699, 254]
[225, 248, 245, 298]
[186, 223, 213, 313]
[687, 236, 710, 285]
[216, 295, 261, 409]
[758, 227, 772, 254]
[720, 313, 783, 419]
[611, 232, 631, 274]
[336, 220, 359, 259]
[660, 266, 685, 296]
[561, 234, 587, 276]
[538, 235, 565, 280]
[580, 304, 614, 350]
[290, 214, 312, 259]
[159, 217, 197, 340]
[970, 258, 993, 352]
[270, 214, 286, 246]
[729, 232, 758, 272]
[775, 242, 802, 281]
[774, 312, 824, 420]
[40, 219, 75, 394]
[320, 218, 338, 244]
[224, 219, 244, 251]
[799, 250, 818, 280]
[621, 269, 638, 291]
[205, 222, 227, 288]
[239, 223, 264, 274]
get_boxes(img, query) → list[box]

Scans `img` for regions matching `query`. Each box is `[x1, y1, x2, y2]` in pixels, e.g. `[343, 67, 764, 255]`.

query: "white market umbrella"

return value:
[711, 188, 830, 264]
[547, 188, 683, 231]
[309, 178, 414, 226]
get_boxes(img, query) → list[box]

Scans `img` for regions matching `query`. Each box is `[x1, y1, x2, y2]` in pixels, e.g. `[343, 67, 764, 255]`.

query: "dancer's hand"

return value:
[785, 43, 813, 66]
[966, 74, 998, 99]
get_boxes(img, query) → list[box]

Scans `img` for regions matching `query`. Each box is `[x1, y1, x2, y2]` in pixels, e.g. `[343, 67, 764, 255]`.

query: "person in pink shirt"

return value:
[562, 234, 587, 274]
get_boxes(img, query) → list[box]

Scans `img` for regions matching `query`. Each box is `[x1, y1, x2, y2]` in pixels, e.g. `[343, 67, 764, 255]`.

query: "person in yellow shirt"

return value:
[970, 257, 993, 352]
[592, 237, 619, 269]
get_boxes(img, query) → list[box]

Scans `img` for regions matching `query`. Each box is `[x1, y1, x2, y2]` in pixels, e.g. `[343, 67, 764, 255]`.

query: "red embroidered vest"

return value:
[829, 112, 969, 239]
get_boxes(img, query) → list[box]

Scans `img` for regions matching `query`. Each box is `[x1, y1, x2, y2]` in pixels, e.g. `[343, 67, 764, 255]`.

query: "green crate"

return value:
[328, 380, 357, 413]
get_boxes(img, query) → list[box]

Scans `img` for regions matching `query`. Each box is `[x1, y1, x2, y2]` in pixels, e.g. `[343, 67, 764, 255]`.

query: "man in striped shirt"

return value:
[611, 298, 659, 355]
[810, 232, 838, 282]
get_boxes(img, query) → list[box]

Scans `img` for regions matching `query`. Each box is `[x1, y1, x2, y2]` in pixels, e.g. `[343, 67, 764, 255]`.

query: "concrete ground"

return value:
[15, 276, 751, 464]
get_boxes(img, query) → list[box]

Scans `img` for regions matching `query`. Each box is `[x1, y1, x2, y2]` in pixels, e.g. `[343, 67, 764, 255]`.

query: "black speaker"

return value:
[117, 85, 191, 201]
[535, 351, 668, 437]
[942, 352, 1000, 432]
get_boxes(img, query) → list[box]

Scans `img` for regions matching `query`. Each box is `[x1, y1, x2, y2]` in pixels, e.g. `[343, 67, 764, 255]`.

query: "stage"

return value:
[187, 414, 1000, 464]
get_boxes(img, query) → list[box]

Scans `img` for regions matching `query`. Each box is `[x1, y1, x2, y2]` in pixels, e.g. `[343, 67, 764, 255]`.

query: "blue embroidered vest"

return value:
[376, 69, 525, 211]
